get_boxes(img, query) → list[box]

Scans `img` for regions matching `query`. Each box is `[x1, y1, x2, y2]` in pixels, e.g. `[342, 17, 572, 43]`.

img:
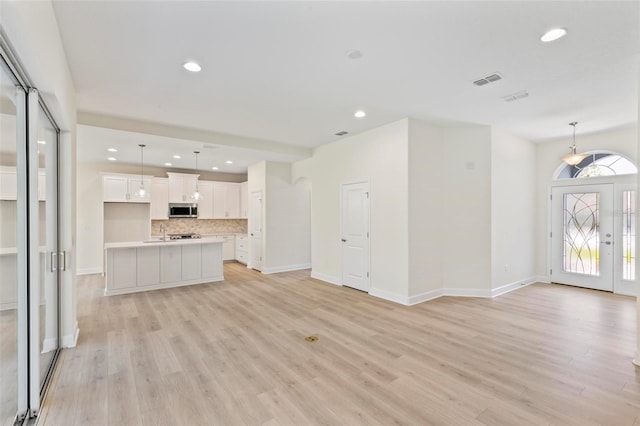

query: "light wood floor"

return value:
[41, 264, 640, 425]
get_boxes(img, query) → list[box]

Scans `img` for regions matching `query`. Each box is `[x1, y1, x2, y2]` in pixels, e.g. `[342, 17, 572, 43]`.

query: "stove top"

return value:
[168, 233, 202, 240]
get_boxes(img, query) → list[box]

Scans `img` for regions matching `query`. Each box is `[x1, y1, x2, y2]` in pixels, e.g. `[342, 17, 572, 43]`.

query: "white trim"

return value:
[262, 263, 311, 274]
[0, 302, 16, 312]
[369, 287, 408, 305]
[406, 289, 443, 305]
[76, 267, 102, 276]
[104, 275, 224, 296]
[491, 277, 537, 297]
[633, 353, 640, 367]
[443, 288, 492, 298]
[310, 271, 341, 286]
[61, 324, 79, 348]
[536, 275, 551, 283]
[41, 337, 57, 353]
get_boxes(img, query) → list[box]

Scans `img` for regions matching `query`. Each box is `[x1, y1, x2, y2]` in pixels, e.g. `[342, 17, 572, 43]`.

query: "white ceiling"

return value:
[52, 1, 639, 171]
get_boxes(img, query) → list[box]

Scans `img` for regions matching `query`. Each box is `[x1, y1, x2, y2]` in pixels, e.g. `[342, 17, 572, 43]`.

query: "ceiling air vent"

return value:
[473, 72, 503, 87]
[502, 90, 529, 102]
[335, 131, 349, 136]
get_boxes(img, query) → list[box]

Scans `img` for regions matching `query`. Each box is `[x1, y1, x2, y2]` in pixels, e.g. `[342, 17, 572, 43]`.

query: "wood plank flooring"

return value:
[40, 264, 640, 425]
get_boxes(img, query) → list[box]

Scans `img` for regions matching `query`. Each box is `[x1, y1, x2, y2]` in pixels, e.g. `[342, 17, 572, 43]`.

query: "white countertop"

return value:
[104, 236, 225, 250]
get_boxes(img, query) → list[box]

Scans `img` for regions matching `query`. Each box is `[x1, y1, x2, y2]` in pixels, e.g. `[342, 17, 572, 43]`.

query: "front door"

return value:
[341, 181, 370, 292]
[551, 184, 613, 291]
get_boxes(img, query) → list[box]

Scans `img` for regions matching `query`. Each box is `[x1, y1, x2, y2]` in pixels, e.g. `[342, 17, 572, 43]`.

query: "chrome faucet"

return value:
[160, 223, 166, 241]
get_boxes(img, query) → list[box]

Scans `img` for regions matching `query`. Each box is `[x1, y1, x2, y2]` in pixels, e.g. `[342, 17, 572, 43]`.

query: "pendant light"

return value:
[562, 122, 587, 166]
[192, 151, 202, 201]
[137, 144, 146, 197]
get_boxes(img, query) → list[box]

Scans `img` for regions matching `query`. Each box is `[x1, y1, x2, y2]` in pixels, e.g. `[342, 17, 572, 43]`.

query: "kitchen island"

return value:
[104, 237, 224, 296]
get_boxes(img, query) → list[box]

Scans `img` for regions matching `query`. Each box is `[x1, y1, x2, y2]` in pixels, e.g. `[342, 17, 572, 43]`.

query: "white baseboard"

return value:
[42, 337, 57, 353]
[536, 275, 551, 283]
[262, 263, 312, 274]
[443, 288, 492, 298]
[62, 325, 79, 348]
[407, 288, 443, 305]
[310, 271, 341, 286]
[76, 267, 102, 276]
[0, 302, 16, 312]
[633, 352, 640, 367]
[369, 287, 409, 305]
[491, 277, 536, 297]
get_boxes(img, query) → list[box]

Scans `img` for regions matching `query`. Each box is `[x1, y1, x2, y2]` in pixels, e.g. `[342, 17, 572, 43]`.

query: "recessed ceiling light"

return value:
[172, 154, 181, 159]
[107, 157, 117, 161]
[346, 49, 363, 60]
[225, 160, 233, 164]
[37, 140, 46, 145]
[354, 110, 366, 118]
[540, 28, 567, 42]
[212, 166, 219, 170]
[183, 61, 202, 72]
[164, 162, 172, 166]
[107, 148, 117, 152]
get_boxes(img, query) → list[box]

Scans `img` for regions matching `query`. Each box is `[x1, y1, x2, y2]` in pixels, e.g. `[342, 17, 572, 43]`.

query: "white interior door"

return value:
[249, 190, 263, 271]
[341, 181, 370, 292]
[551, 184, 613, 291]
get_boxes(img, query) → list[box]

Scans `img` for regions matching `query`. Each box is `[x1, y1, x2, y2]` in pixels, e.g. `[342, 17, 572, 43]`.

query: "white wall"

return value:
[407, 119, 444, 298]
[491, 128, 537, 291]
[441, 126, 492, 292]
[535, 125, 638, 278]
[293, 119, 410, 299]
[1, 0, 78, 346]
[263, 162, 310, 273]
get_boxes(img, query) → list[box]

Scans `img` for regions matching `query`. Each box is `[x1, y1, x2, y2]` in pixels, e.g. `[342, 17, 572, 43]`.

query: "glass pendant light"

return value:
[562, 122, 587, 166]
[192, 150, 201, 201]
[137, 144, 146, 197]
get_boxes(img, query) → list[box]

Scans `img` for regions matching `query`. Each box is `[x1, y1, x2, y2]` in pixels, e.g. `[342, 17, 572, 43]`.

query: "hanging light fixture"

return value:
[137, 144, 146, 197]
[561, 122, 587, 166]
[192, 151, 202, 201]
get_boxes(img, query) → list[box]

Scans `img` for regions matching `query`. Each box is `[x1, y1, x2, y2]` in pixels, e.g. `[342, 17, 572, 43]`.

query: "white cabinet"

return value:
[197, 181, 214, 219]
[102, 174, 151, 203]
[137, 246, 160, 287]
[160, 245, 182, 283]
[221, 235, 235, 261]
[240, 181, 248, 218]
[0, 168, 17, 200]
[181, 245, 202, 281]
[213, 182, 240, 219]
[108, 248, 137, 290]
[167, 172, 199, 203]
[235, 234, 248, 264]
[202, 243, 223, 279]
[150, 178, 169, 219]
[105, 241, 224, 296]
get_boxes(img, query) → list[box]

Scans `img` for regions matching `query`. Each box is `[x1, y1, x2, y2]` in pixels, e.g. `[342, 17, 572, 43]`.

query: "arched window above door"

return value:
[555, 152, 637, 179]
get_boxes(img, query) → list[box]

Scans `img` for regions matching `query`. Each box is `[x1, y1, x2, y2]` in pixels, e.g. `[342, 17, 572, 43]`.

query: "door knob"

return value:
[341, 239, 346, 242]
[600, 241, 612, 245]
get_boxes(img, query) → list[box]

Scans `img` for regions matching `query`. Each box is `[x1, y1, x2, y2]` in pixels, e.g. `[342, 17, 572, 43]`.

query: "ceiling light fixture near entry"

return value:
[354, 110, 366, 118]
[541, 28, 567, 42]
[183, 61, 202, 72]
[561, 122, 586, 166]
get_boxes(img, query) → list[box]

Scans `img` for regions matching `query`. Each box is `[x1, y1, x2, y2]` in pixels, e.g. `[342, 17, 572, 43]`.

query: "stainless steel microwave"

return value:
[168, 203, 198, 218]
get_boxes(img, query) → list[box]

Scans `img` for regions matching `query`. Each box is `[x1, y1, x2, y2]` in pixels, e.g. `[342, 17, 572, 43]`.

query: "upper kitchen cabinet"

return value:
[240, 181, 248, 219]
[150, 177, 169, 219]
[167, 172, 199, 203]
[197, 181, 214, 219]
[102, 173, 152, 203]
[213, 182, 240, 219]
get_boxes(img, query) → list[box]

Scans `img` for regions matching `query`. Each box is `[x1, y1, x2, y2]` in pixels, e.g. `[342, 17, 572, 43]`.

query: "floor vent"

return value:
[473, 73, 503, 86]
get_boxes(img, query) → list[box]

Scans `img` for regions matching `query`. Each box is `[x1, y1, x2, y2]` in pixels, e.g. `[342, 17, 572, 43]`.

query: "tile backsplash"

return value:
[151, 219, 247, 236]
